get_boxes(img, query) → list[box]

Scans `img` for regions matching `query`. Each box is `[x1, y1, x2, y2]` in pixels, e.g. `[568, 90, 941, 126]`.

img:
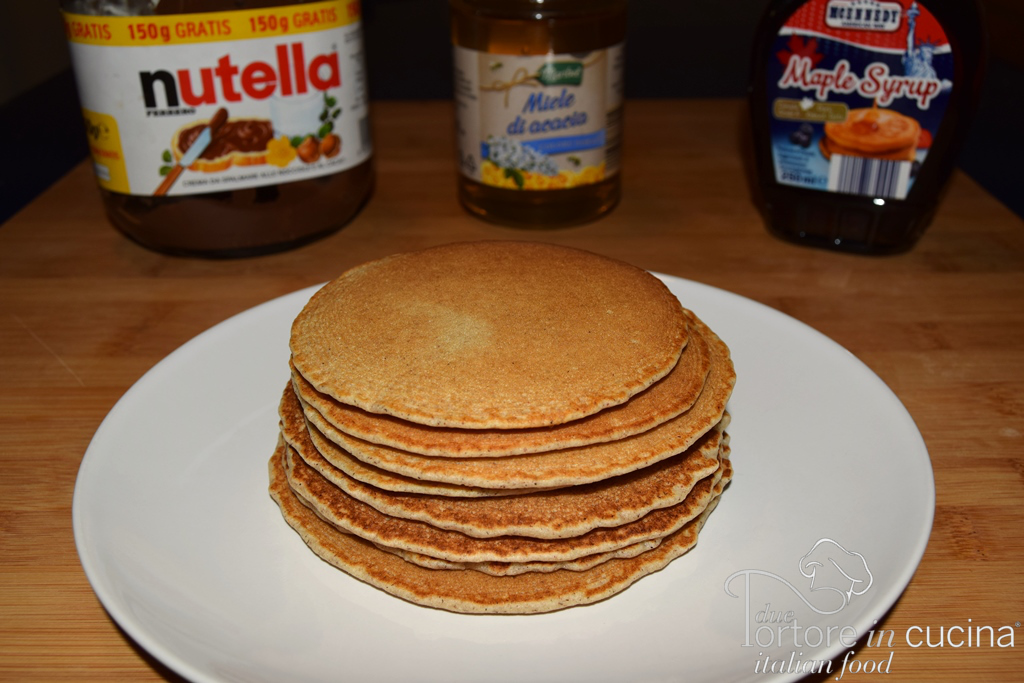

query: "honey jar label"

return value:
[764, 0, 952, 200]
[453, 44, 624, 190]
[63, 0, 372, 197]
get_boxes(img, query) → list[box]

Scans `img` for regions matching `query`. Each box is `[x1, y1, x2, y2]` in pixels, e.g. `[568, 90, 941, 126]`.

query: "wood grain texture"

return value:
[1, 100, 1022, 681]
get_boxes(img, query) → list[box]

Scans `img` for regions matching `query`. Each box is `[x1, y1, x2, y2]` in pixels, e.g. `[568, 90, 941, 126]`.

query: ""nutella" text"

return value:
[139, 42, 341, 109]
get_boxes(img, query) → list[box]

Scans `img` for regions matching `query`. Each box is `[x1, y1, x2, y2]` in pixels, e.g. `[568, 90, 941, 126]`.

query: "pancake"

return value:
[290, 320, 710, 458]
[382, 445, 731, 577]
[291, 314, 733, 490]
[282, 443, 727, 564]
[298, 389, 729, 491]
[289, 416, 542, 498]
[378, 537, 666, 576]
[290, 322, 710, 457]
[270, 443, 726, 614]
[289, 242, 689, 429]
[823, 107, 921, 156]
[273, 242, 737, 613]
[281, 383, 724, 539]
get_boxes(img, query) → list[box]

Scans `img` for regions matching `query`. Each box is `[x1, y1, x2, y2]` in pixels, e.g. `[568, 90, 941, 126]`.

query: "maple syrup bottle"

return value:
[748, 0, 985, 254]
[450, 0, 626, 228]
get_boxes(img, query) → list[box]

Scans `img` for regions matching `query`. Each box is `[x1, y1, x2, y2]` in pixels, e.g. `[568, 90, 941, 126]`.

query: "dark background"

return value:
[1, 0, 1020, 224]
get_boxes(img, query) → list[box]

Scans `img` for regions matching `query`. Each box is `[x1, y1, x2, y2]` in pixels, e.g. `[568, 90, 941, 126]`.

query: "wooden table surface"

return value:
[1, 99, 1022, 682]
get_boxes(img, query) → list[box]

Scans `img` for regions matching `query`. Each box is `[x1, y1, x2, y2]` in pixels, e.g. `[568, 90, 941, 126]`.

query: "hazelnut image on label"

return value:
[297, 136, 321, 163]
[321, 133, 341, 158]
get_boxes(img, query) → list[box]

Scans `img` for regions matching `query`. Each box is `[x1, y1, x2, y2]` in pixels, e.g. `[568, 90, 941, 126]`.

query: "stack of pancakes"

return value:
[269, 241, 736, 614]
[821, 107, 921, 162]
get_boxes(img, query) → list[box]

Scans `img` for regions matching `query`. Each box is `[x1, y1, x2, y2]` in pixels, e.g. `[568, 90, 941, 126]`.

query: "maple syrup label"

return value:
[63, 1, 371, 196]
[453, 44, 624, 190]
[765, 0, 952, 200]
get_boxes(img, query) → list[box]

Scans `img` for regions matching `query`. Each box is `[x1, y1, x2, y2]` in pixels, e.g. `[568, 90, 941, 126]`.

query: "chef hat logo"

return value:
[798, 538, 873, 611]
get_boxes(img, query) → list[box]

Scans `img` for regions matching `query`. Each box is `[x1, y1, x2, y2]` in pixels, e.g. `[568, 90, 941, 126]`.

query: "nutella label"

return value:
[64, 1, 371, 197]
[764, 0, 952, 200]
[453, 44, 624, 190]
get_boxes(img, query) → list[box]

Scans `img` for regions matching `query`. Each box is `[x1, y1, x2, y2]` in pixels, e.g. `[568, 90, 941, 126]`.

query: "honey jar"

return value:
[450, 0, 627, 228]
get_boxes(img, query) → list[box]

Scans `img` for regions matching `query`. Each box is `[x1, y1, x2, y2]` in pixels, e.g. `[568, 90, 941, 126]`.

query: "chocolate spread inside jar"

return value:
[62, 0, 374, 257]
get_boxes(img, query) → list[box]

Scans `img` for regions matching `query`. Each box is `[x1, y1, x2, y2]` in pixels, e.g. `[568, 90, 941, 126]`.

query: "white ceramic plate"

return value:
[74, 275, 933, 683]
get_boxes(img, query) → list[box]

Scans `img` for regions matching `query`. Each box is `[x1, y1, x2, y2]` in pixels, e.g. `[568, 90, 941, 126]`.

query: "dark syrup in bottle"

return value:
[748, 0, 985, 254]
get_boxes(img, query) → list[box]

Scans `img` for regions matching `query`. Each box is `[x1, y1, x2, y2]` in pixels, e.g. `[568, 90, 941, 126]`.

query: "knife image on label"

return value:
[154, 107, 229, 196]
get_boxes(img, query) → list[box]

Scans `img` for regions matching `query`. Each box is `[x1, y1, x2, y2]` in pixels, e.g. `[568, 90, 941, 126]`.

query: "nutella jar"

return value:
[61, 0, 374, 257]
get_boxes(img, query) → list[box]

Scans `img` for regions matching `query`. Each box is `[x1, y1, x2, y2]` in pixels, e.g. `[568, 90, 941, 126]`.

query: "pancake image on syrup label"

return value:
[763, 0, 953, 200]
[819, 107, 921, 162]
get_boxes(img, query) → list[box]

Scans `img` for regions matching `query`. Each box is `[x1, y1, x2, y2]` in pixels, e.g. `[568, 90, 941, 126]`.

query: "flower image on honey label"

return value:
[63, 0, 371, 197]
[454, 44, 624, 191]
[764, 0, 953, 200]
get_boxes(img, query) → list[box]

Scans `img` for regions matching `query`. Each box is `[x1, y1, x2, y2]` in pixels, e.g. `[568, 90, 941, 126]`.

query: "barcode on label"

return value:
[358, 116, 372, 154]
[828, 154, 911, 200]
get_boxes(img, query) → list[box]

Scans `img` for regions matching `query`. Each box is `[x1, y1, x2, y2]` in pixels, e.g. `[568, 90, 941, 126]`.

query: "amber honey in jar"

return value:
[450, 0, 626, 228]
[60, 0, 374, 257]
